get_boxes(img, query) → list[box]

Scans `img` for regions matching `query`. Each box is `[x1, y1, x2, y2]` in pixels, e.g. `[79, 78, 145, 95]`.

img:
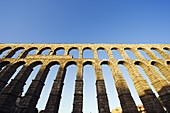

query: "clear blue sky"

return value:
[1, 0, 170, 113]
[0, 0, 170, 43]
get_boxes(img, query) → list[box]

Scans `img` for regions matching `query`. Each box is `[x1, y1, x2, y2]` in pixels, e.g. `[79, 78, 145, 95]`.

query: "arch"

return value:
[5, 47, 24, 58]
[20, 47, 38, 58]
[82, 47, 94, 58]
[0, 61, 10, 71]
[54, 47, 65, 55]
[3, 61, 26, 88]
[59, 63, 77, 113]
[150, 47, 164, 59]
[163, 47, 170, 54]
[83, 60, 96, 67]
[45, 61, 60, 69]
[37, 47, 51, 55]
[65, 61, 77, 68]
[124, 48, 137, 60]
[151, 61, 170, 82]
[100, 63, 121, 111]
[28, 61, 43, 69]
[68, 47, 79, 58]
[0, 46, 11, 54]
[36, 63, 60, 111]
[100, 60, 113, 67]
[83, 61, 98, 113]
[97, 47, 108, 60]
[13, 61, 26, 67]
[21, 64, 42, 96]
[111, 47, 123, 59]
[0, 47, 11, 58]
[137, 47, 151, 60]
[134, 61, 159, 95]
[117, 62, 142, 106]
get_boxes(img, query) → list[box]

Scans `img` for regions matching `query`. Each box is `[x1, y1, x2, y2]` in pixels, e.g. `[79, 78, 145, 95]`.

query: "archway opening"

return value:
[59, 64, 77, 113]
[83, 64, 98, 113]
[36, 64, 60, 111]
[111, 48, 123, 59]
[55, 48, 65, 55]
[83, 48, 94, 58]
[118, 64, 142, 106]
[12, 48, 24, 58]
[21, 64, 42, 96]
[137, 48, 151, 60]
[101, 64, 121, 111]
[163, 47, 170, 54]
[97, 48, 108, 60]
[151, 48, 164, 59]
[124, 48, 137, 60]
[68, 48, 79, 58]
[0, 47, 11, 58]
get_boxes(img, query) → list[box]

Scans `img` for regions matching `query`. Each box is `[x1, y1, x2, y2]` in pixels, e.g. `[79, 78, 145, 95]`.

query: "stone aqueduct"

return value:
[0, 43, 170, 113]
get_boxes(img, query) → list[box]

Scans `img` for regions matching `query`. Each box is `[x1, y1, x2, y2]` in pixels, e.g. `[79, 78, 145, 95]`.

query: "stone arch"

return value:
[151, 60, 170, 82]
[37, 47, 51, 55]
[20, 47, 38, 58]
[68, 47, 79, 58]
[54, 47, 65, 55]
[117, 60, 165, 112]
[111, 47, 123, 59]
[5, 47, 25, 58]
[137, 47, 151, 60]
[45, 61, 60, 69]
[82, 60, 98, 113]
[59, 61, 77, 113]
[150, 47, 165, 59]
[0, 46, 11, 57]
[28, 61, 43, 69]
[0, 61, 10, 70]
[100, 60, 112, 66]
[0, 60, 26, 92]
[82, 47, 94, 58]
[0, 46, 11, 54]
[64, 61, 77, 68]
[83, 60, 95, 67]
[100, 60, 121, 110]
[124, 47, 137, 59]
[97, 47, 109, 60]
[135, 60, 170, 112]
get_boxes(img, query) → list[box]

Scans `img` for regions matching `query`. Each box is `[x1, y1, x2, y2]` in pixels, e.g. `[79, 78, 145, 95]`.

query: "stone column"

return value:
[79, 48, 83, 58]
[142, 48, 160, 60]
[156, 48, 170, 59]
[118, 48, 131, 60]
[130, 48, 145, 60]
[107, 49, 114, 59]
[155, 64, 170, 82]
[2, 49, 15, 58]
[0, 65, 33, 113]
[19, 65, 50, 113]
[126, 64, 165, 113]
[18, 50, 28, 58]
[64, 48, 68, 56]
[42, 65, 66, 113]
[0, 64, 18, 92]
[72, 63, 83, 113]
[111, 65, 139, 113]
[95, 65, 110, 113]
[0, 61, 9, 70]
[141, 64, 170, 112]
[94, 49, 98, 59]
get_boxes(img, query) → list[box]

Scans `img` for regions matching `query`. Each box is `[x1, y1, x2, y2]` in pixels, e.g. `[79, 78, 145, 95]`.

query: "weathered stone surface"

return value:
[0, 43, 170, 113]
